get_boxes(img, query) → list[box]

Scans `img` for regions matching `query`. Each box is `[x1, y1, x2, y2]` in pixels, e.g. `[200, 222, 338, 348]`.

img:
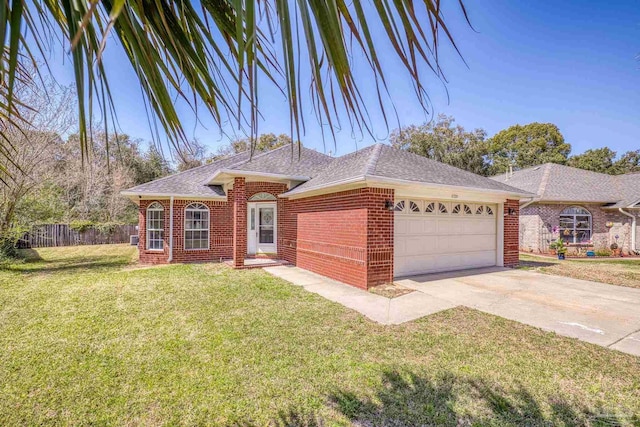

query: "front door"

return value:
[247, 202, 277, 255]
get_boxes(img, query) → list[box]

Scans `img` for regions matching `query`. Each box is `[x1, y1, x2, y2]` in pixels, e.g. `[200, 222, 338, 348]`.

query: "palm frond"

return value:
[0, 0, 468, 173]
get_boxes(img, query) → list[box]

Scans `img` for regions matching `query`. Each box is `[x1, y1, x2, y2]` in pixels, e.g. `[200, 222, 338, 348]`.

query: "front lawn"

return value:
[1, 245, 639, 425]
[520, 253, 640, 289]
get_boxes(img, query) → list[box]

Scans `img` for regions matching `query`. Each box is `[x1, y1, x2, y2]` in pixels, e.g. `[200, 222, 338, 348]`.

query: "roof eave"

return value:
[364, 175, 534, 198]
[120, 191, 227, 201]
[281, 175, 534, 200]
[206, 168, 310, 184]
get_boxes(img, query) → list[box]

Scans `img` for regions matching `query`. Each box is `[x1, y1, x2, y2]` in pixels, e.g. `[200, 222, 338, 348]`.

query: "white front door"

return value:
[247, 202, 277, 255]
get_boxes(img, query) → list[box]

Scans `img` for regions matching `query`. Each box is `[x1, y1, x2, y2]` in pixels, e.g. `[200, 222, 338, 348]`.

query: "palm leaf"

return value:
[0, 0, 468, 175]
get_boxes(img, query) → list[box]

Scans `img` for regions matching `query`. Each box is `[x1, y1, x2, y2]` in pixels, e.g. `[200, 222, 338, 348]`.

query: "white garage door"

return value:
[394, 199, 498, 277]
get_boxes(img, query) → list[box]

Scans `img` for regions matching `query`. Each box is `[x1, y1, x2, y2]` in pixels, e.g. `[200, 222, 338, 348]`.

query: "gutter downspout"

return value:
[168, 196, 174, 262]
[618, 208, 636, 253]
[520, 197, 538, 210]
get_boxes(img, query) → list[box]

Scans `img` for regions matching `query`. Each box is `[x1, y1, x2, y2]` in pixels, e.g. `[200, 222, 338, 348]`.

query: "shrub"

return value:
[69, 220, 95, 233]
[0, 227, 29, 260]
[94, 222, 122, 235]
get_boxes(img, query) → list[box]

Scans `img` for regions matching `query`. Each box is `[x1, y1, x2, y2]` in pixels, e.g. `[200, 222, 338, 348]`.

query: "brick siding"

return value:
[281, 187, 394, 289]
[520, 203, 637, 254]
[137, 182, 520, 288]
[503, 199, 519, 268]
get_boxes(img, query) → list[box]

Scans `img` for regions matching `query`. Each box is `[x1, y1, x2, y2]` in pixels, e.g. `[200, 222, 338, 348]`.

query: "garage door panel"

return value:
[464, 219, 496, 234]
[394, 202, 498, 277]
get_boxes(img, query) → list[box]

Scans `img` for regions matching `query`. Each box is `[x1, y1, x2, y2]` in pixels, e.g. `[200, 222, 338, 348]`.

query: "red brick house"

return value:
[491, 163, 640, 255]
[122, 144, 530, 289]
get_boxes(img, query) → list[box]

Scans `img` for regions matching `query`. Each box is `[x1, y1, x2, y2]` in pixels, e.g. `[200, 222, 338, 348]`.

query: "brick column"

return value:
[365, 188, 394, 287]
[504, 199, 520, 267]
[232, 177, 247, 267]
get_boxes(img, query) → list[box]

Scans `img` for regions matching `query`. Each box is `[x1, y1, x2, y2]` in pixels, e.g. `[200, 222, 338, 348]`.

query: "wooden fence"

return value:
[16, 224, 138, 249]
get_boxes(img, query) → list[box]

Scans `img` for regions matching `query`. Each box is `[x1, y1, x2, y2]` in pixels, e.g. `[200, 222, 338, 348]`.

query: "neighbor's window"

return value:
[185, 202, 210, 250]
[559, 206, 591, 244]
[146, 202, 164, 250]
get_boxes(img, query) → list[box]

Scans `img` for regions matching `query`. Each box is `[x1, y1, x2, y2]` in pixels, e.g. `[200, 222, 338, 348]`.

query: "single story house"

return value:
[122, 144, 530, 289]
[490, 163, 640, 255]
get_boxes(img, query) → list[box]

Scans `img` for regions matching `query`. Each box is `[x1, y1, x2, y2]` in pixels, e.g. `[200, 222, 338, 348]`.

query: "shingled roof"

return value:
[122, 145, 332, 199]
[490, 163, 640, 208]
[284, 143, 531, 197]
[123, 143, 532, 199]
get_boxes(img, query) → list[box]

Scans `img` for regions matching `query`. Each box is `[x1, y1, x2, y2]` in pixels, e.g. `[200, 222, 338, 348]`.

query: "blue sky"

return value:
[45, 0, 640, 157]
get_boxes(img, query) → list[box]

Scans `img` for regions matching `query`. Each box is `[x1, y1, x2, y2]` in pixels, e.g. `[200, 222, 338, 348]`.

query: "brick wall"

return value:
[281, 187, 394, 289]
[520, 203, 636, 254]
[138, 198, 233, 264]
[503, 199, 519, 268]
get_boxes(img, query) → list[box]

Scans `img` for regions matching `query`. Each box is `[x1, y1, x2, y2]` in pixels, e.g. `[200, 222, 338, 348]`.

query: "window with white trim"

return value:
[438, 203, 448, 214]
[146, 202, 164, 250]
[559, 206, 591, 244]
[425, 202, 436, 214]
[409, 201, 420, 213]
[185, 202, 210, 250]
[394, 200, 405, 212]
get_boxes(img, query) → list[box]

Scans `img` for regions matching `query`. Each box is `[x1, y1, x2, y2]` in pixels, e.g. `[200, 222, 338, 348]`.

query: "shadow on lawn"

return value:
[238, 370, 637, 426]
[0, 251, 133, 274]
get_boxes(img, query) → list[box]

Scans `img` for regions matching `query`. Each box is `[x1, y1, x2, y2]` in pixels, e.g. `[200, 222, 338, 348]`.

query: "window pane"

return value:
[576, 221, 590, 229]
[260, 228, 274, 244]
[575, 230, 591, 242]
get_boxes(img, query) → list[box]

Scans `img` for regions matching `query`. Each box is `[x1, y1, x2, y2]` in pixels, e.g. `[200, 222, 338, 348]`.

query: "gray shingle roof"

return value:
[123, 145, 331, 198]
[124, 143, 533, 199]
[222, 144, 333, 177]
[286, 143, 531, 196]
[122, 151, 252, 198]
[490, 163, 640, 207]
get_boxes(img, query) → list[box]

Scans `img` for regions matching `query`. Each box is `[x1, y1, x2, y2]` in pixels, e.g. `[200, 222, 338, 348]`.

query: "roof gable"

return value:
[286, 143, 531, 196]
[490, 163, 640, 207]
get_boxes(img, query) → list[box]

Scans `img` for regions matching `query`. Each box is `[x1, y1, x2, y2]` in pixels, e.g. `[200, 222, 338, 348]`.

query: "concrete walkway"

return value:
[264, 265, 640, 357]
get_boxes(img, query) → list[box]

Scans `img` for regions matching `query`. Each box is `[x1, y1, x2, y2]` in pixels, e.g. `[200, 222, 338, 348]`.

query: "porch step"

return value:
[224, 259, 291, 269]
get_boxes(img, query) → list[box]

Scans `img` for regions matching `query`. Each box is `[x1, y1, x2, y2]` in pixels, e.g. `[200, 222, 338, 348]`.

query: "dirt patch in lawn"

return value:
[519, 255, 640, 289]
[370, 283, 415, 298]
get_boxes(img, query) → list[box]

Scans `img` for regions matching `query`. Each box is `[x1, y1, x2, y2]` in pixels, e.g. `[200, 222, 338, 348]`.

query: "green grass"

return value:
[1, 245, 639, 426]
[520, 254, 640, 289]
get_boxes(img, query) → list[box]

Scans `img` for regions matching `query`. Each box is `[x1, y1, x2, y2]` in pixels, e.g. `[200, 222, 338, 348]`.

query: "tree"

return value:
[566, 148, 640, 175]
[1, 0, 469, 174]
[486, 123, 571, 175]
[613, 150, 640, 174]
[174, 139, 209, 172]
[567, 148, 617, 174]
[390, 115, 489, 175]
[217, 133, 292, 158]
[0, 78, 76, 255]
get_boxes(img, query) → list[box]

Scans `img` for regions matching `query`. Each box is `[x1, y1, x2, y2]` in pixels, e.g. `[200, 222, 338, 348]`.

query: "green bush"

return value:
[0, 227, 29, 260]
[595, 249, 612, 257]
[94, 222, 122, 235]
[69, 220, 95, 233]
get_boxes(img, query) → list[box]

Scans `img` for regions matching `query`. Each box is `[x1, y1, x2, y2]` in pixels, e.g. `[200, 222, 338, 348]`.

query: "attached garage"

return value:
[394, 199, 500, 277]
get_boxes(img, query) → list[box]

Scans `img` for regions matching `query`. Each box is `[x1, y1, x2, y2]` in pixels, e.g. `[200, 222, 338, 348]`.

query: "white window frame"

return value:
[559, 206, 592, 244]
[146, 202, 164, 251]
[184, 202, 210, 251]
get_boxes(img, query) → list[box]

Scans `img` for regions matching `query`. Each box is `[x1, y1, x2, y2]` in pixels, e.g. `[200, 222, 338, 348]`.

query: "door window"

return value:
[259, 207, 274, 244]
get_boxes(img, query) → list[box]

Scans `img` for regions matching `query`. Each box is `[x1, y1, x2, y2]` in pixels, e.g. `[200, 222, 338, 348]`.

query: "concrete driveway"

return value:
[396, 268, 640, 356]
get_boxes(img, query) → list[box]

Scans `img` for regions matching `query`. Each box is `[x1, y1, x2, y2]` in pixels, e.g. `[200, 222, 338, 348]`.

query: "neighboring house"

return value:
[491, 163, 640, 255]
[122, 144, 529, 289]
